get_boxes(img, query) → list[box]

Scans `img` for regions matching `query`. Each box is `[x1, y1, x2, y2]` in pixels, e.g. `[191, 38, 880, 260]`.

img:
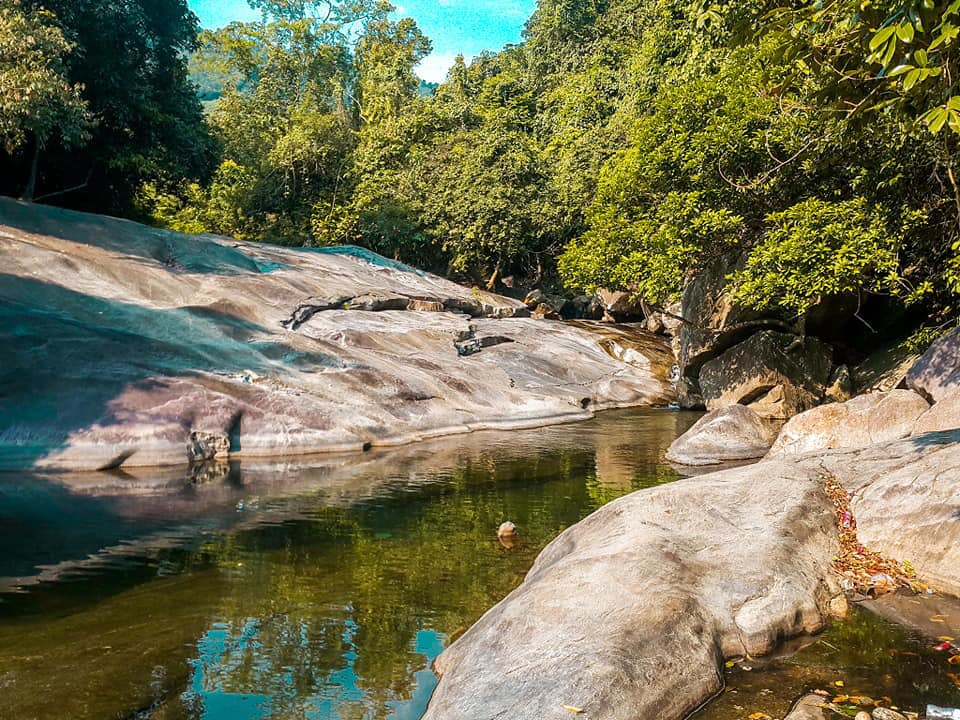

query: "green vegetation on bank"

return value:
[2, 0, 959, 327]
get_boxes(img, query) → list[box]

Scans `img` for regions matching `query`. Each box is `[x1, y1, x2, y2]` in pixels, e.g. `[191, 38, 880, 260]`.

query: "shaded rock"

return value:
[187, 431, 230, 463]
[678, 256, 770, 376]
[0, 198, 673, 471]
[785, 694, 831, 720]
[852, 341, 919, 394]
[406, 298, 445, 312]
[598, 289, 643, 320]
[825, 364, 853, 403]
[698, 331, 833, 420]
[567, 294, 604, 320]
[913, 388, 960, 434]
[666, 404, 775, 466]
[906, 327, 960, 403]
[768, 390, 930, 457]
[423, 460, 838, 720]
[347, 293, 409, 312]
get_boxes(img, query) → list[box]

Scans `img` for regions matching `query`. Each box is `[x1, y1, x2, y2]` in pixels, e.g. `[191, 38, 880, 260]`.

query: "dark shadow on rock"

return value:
[0, 274, 343, 469]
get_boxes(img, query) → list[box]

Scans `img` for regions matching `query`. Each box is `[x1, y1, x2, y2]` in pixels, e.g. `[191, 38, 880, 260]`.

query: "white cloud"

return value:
[416, 52, 459, 84]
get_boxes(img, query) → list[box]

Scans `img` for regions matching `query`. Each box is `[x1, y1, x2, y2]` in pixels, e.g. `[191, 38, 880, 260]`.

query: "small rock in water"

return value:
[855, 712, 871, 720]
[498, 521, 517, 538]
[872, 708, 907, 720]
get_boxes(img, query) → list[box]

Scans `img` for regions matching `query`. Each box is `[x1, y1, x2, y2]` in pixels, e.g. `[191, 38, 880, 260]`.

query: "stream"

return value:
[0, 409, 957, 719]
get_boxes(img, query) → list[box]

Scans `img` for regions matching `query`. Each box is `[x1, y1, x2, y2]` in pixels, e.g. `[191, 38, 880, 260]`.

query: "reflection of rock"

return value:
[0, 198, 673, 471]
[767, 390, 929, 457]
[424, 432, 960, 720]
[906, 327, 960, 403]
[666, 404, 775, 466]
[698, 331, 833, 420]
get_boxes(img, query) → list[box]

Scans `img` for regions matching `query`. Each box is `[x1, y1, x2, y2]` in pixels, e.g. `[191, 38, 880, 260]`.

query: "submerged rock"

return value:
[665, 404, 775, 466]
[0, 198, 673, 471]
[767, 390, 930, 457]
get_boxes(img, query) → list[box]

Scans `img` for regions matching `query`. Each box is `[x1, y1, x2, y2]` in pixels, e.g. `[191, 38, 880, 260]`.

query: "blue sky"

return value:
[188, 1, 536, 83]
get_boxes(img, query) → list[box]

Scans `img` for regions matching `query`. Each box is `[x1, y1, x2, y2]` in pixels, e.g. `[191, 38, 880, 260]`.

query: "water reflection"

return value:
[0, 409, 696, 719]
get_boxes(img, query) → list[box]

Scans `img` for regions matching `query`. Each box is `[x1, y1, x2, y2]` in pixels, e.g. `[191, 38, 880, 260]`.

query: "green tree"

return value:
[0, 0, 91, 200]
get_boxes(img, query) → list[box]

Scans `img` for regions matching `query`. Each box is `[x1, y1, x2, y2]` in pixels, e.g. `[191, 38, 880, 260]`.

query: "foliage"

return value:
[730, 199, 908, 314]
[0, 0, 215, 212]
[0, 0, 91, 159]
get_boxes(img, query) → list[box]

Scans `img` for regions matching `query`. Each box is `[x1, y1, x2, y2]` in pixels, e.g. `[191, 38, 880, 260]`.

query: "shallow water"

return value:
[0, 409, 957, 720]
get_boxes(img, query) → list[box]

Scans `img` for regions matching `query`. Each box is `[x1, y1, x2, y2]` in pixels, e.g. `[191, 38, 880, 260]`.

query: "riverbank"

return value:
[0, 197, 674, 472]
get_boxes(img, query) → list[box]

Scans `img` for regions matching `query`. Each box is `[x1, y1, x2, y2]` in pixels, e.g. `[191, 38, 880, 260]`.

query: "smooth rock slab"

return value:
[666, 404, 775, 466]
[0, 197, 674, 471]
[767, 390, 930, 457]
[423, 462, 838, 720]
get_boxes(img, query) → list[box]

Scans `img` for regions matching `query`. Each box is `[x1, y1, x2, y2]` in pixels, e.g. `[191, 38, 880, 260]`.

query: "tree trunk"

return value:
[21, 139, 40, 202]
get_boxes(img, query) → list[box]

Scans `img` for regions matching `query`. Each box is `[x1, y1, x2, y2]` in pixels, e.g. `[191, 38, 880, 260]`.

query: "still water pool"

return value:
[0, 409, 957, 720]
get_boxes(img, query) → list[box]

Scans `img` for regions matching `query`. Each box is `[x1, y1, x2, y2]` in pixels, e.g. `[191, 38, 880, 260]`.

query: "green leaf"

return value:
[903, 68, 922, 90]
[923, 106, 949, 134]
[914, 48, 928, 66]
[896, 20, 915, 42]
[887, 63, 914, 76]
[869, 25, 897, 50]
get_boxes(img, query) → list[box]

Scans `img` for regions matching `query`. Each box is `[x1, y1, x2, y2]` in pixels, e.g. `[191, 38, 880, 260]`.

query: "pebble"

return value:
[872, 708, 907, 720]
[498, 521, 517, 537]
[855, 713, 871, 720]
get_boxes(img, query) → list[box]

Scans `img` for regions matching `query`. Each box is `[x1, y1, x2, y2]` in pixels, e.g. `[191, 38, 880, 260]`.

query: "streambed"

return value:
[0, 409, 956, 719]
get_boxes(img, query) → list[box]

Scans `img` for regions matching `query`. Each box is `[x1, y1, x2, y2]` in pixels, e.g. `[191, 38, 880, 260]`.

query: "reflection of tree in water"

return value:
[183, 444, 671, 718]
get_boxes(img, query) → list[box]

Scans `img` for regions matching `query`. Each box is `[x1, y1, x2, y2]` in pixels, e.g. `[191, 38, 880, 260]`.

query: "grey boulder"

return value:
[666, 404, 775, 466]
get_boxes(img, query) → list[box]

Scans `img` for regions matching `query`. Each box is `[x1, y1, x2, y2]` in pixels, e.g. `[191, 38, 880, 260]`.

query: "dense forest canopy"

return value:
[2, 0, 959, 337]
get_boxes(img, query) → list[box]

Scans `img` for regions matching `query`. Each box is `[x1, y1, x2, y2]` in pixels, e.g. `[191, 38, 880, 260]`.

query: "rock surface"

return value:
[698, 331, 833, 420]
[819, 431, 960, 597]
[914, 388, 960, 434]
[906, 327, 960, 403]
[767, 390, 930, 457]
[666, 404, 775, 466]
[784, 694, 831, 720]
[0, 197, 674, 471]
[423, 461, 840, 720]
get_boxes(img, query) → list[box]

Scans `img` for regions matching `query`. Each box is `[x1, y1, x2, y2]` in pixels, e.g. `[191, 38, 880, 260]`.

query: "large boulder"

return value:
[767, 390, 930, 457]
[913, 388, 960, 434]
[0, 198, 674, 471]
[423, 461, 840, 720]
[423, 433, 960, 720]
[665, 404, 775, 466]
[906, 327, 960, 403]
[698, 331, 834, 420]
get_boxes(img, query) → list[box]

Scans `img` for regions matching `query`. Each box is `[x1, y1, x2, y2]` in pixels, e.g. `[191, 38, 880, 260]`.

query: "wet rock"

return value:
[0, 198, 673, 471]
[497, 521, 517, 537]
[872, 708, 907, 720]
[767, 390, 930, 457]
[698, 331, 833, 420]
[906, 327, 960, 403]
[423, 461, 838, 720]
[784, 694, 831, 720]
[666, 404, 775, 466]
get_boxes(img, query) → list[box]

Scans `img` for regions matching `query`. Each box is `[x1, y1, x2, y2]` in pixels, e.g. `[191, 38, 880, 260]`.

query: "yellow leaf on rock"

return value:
[560, 705, 583, 714]
[834, 680, 845, 687]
